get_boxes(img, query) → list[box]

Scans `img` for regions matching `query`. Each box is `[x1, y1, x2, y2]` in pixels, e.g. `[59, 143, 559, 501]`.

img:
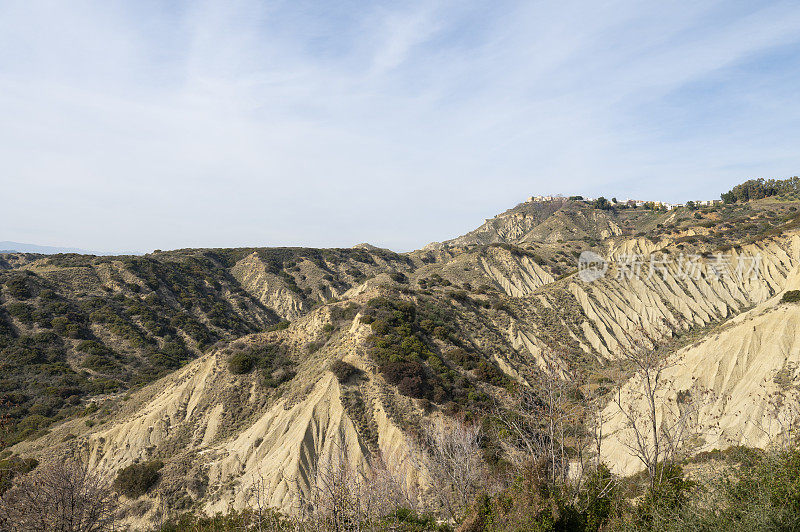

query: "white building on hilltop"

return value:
[528, 195, 557, 202]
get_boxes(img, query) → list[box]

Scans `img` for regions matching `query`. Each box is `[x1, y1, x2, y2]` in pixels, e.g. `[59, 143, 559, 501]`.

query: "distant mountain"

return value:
[0, 241, 91, 254]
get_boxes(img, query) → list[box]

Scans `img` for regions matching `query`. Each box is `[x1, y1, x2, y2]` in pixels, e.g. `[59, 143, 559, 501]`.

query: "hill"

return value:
[5, 178, 800, 529]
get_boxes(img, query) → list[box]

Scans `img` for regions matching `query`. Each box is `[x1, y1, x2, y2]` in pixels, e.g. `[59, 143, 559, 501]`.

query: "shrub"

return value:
[83, 354, 118, 372]
[4, 276, 31, 299]
[581, 464, 617, 531]
[474, 360, 508, 386]
[0, 456, 38, 495]
[782, 290, 800, 303]
[390, 272, 408, 284]
[306, 341, 323, 353]
[228, 352, 256, 374]
[4, 303, 34, 325]
[330, 360, 359, 383]
[593, 197, 612, 210]
[114, 460, 163, 498]
[329, 303, 359, 322]
[444, 348, 480, 370]
[381, 361, 431, 399]
[77, 340, 113, 357]
[634, 463, 694, 527]
[268, 320, 290, 331]
[449, 290, 469, 303]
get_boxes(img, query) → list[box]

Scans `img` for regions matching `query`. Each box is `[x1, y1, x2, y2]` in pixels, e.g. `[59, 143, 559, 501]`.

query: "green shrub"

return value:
[449, 290, 469, 303]
[581, 464, 617, 531]
[381, 360, 431, 399]
[4, 303, 34, 325]
[306, 341, 323, 353]
[593, 197, 612, 210]
[443, 348, 480, 370]
[114, 460, 163, 498]
[77, 340, 113, 357]
[83, 354, 118, 372]
[474, 360, 509, 386]
[228, 352, 256, 374]
[5, 276, 32, 299]
[268, 320, 291, 331]
[390, 272, 408, 284]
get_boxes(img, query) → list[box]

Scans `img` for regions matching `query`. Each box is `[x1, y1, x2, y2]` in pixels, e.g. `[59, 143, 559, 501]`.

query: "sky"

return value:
[1, 1, 800, 253]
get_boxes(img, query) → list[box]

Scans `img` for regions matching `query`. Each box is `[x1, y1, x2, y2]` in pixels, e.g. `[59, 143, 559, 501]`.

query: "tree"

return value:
[416, 418, 485, 522]
[329, 360, 359, 383]
[114, 460, 163, 498]
[302, 443, 412, 531]
[495, 356, 584, 488]
[0, 456, 118, 531]
[611, 340, 696, 490]
[593, 197, 612, 210]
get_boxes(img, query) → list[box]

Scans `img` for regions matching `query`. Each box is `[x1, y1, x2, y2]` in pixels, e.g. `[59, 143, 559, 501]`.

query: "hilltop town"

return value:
[528, 194, 722, 210]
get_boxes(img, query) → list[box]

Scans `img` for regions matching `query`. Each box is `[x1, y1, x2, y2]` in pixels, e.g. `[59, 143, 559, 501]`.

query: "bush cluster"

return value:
[330, 359, 359, 383]
[228, 351, 257, 374]
[113, 460, 163, 498]
[226, 343, 295, 388]
[362, 297, 507, 410]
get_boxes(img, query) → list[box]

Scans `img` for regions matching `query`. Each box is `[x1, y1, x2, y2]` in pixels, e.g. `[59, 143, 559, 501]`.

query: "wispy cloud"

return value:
[1, 0, 799, 252]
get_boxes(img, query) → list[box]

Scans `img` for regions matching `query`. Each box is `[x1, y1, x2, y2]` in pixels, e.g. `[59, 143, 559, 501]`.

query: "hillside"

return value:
[0, 247, 412, 448]
[5, 184, 800, 529]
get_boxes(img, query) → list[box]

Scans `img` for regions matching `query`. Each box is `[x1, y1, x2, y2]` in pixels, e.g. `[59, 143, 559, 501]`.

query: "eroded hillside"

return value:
[6, 192, 800, 528]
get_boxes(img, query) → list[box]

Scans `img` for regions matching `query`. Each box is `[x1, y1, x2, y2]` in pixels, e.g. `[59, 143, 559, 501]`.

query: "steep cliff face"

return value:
[601, 261, 800, 475]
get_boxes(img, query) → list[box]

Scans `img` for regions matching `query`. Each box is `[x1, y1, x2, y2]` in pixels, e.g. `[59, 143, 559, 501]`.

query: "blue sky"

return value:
[1, 0, 799, 253]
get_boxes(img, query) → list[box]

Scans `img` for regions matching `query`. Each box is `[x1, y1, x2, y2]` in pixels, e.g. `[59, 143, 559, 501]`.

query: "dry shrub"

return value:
[0, 456, 117, 531]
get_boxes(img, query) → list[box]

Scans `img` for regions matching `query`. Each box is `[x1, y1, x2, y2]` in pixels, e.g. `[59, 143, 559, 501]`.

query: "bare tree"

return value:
[302, 442, 410, 531]
[495, 356, 583, 488]
[414, 417, 485, 523]
[244, 474, 304, 532]
[0, 455, 118, 531]
[612, 341, 696, 488]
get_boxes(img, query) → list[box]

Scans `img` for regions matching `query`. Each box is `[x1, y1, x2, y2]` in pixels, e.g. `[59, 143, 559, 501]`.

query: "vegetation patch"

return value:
[114, 460, 163, 498]
[225, 342, 296, 388]
[330, 359, 359, 383]
[362, 296, 506, 411]
[782, 290, 800, 303]
[0, 456, 38, 495]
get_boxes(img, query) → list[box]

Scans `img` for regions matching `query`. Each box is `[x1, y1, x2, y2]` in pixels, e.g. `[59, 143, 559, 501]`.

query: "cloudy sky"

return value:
[2, 1, 800, 253]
